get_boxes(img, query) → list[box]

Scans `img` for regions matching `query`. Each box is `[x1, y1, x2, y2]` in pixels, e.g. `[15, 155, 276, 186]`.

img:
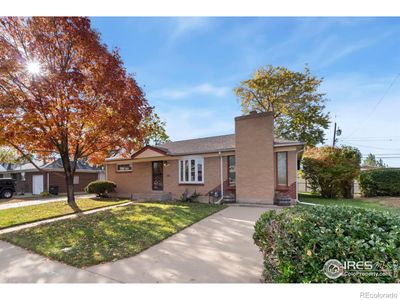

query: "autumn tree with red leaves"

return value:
[0, 17, 161, 206]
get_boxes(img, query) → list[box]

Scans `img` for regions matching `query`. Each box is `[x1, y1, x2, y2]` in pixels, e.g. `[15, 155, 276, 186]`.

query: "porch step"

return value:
[222, 195, 236, 204]
[131, 192, 172, 202]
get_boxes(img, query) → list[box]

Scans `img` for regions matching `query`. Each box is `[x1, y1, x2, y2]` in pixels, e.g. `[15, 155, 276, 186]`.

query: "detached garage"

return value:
[0, 159, 103, 195]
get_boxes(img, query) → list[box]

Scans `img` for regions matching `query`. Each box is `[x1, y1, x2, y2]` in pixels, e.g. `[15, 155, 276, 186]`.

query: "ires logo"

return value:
[343, 260, 373, 270]
[323, 259, 398, 279]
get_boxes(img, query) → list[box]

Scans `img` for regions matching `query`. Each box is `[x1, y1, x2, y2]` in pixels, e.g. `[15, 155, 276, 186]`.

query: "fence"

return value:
[297, 177, 361, 197]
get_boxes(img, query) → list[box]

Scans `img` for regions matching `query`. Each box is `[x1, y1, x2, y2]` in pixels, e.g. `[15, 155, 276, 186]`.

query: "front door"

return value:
[32, 174, 44, 195]
[152, 161, 163, 191]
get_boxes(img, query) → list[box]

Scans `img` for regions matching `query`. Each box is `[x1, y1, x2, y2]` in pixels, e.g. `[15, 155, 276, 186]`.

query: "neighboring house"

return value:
[105, 112, 304, 205]
[0, 158, 103, 195]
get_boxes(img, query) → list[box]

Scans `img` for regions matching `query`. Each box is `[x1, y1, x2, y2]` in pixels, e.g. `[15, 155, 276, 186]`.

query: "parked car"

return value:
[0, 178, 16, 199]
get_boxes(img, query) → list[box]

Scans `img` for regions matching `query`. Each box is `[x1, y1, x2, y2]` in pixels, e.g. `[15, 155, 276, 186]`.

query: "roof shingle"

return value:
[153, 134, 303, 156]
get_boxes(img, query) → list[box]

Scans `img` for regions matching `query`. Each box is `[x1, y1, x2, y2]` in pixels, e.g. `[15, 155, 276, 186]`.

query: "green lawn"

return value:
[0, 198, 129, 229]
[298, 193, 400, 213]
[0, 202, 226, 267]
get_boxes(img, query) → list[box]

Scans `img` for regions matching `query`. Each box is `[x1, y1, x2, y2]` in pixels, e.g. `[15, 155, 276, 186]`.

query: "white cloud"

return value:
[301, 36, 377, 69]
[166, 17, 211, 46]
[149, 83, 231, 100]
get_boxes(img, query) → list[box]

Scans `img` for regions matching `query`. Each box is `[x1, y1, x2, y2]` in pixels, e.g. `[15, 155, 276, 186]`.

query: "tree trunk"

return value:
[65, 172, 81, 212]
[66, 173, 75, 204]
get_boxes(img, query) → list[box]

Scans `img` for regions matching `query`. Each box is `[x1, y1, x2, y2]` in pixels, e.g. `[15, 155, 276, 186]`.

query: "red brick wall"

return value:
[275, 182, 297, 204]
[14, 171, 98, 194]
[49, 172, 99, 193]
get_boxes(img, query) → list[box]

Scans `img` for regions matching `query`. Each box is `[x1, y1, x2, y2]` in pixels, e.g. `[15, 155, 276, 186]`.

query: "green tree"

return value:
[141, 112, 170, 146]
[302, 145, 361, 198]
[362, 153, 387, 168]
[234, 65, 330, 146]
[0, 147, 22, 163]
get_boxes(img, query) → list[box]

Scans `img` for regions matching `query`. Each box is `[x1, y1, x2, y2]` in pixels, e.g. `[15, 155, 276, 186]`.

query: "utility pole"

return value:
[332, 122, 342, 147]
[332, 122, 337, 147]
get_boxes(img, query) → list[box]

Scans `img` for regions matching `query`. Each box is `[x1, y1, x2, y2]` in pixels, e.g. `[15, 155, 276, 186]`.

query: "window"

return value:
[276, 152, 288, 186]
[117, 163, 132, 172]
[73, 175, 79, 185]
[228, 156, 236, 187]
[179, 157, 204, 184]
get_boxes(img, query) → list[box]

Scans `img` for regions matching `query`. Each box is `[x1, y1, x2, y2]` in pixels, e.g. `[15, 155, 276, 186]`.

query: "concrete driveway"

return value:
[0, 205, 272, 283]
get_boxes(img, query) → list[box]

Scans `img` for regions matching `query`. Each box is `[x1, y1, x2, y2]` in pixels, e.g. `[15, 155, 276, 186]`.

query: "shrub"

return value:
[302, 146, 361, 198]
[85, 180, 116, 198]
[253, 206, 400, 283]
[40, 191, 50, 197]
[359, 168, 400, 197]
[180, 190, 201, 202]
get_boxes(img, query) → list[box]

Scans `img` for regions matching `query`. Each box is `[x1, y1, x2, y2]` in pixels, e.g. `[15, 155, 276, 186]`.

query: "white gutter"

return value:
[215, 151, 224, 205]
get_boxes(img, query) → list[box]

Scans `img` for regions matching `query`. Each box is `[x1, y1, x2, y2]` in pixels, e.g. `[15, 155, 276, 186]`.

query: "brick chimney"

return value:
[235, 111, 275, 203]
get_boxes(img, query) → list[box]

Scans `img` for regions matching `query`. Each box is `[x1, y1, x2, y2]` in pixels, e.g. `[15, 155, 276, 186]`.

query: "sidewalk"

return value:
[0, 241, 117, 283]
[0, 194, 96, 210]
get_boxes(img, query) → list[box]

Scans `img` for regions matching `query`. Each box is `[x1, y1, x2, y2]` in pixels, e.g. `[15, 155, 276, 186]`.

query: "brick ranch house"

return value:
[0, 158, 104, 195]
[105, 112, 304, 205]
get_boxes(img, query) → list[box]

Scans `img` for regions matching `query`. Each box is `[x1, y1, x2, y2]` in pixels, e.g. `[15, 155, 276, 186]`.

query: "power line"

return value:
[342, 136, 400, 139]
[340, 142, 400, 151]
[342, 138, 400, 141]
[343, 73, 400, 139]
[363, 153, 400, 156]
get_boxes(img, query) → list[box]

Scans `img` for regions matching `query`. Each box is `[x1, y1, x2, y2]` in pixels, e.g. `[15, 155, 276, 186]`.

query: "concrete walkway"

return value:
[0, 205, 271, 283]
[0, 194, 96, 210]
[0, 241, 117, 283]
[87, 206, 269, 283]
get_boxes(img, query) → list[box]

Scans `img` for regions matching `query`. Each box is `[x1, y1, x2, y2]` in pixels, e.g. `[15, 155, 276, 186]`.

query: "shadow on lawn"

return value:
[2, 203, 223, 268]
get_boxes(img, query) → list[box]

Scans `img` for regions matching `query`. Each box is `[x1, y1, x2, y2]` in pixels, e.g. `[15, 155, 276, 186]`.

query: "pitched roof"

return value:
[273, 138, 306, 147]
[151, 134, 304, 156]
[154, 134, 236, 155]
[42, 159, 101, 170]
[0, 159, 44, 172]
[0, 158, 101, 173]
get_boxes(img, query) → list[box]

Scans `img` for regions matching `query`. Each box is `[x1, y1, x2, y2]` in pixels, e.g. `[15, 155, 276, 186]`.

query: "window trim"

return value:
[275, 151, 288, 190]
[178, 156, 204, 185]
[116, 163, 133, 173]
[227, 155, 236, 188]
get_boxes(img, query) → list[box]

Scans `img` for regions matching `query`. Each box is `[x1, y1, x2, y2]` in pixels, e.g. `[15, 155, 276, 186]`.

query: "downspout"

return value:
[215, 151, 224, 204]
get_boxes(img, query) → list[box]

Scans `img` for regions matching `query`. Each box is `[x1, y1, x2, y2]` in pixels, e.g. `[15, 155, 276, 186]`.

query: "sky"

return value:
[91, 17, 400, 166]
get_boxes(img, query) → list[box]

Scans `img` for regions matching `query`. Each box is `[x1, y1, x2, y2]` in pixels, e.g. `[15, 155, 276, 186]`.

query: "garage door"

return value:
[32, 175, 44, 195]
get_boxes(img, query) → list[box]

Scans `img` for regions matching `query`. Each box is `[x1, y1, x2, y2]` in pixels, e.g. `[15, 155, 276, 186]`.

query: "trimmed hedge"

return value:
[359, 168, 400, 197]
[253, 206, 400, 283]
[85, 180, 116, 197]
